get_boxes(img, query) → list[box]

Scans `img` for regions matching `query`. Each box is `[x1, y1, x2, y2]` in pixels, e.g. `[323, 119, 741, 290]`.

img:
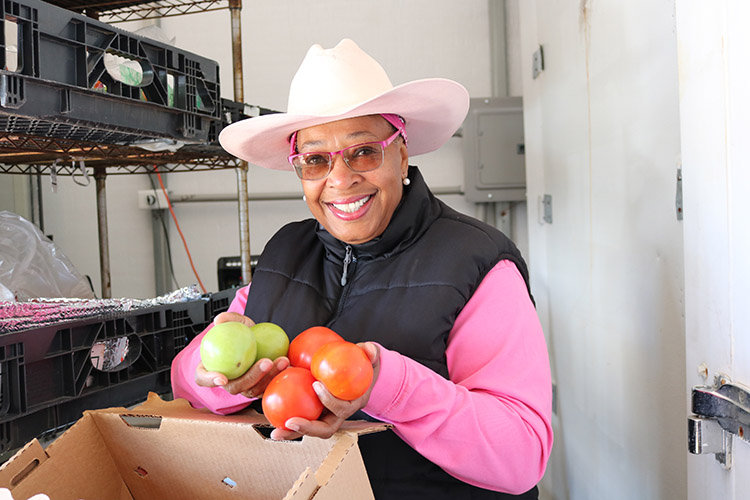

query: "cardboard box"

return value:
[0, 393, 387, 500]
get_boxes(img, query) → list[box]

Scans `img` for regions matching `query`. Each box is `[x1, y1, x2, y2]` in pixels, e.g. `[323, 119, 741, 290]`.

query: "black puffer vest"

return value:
[245, 166, 538, 499]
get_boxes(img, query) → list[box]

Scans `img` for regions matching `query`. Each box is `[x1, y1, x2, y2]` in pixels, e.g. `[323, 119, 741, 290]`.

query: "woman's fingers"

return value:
[274, 411, 346, 440]
[269, 427, 303, 441]
[312, 381, 365, 420]
[358, 341, 380, 365]
[223, 356, 290, 397]
[195, 355, 290, 399]
[195, 362, 228, 387]
[214, 311, 255, 328]
[267, 383, 358, 440]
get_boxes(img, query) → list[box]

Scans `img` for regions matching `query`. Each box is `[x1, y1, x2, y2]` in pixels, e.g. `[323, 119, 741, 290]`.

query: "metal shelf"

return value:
[0, 136, 239, 174]
[46, 0, 230, 22]
[0, 0, 252, 297]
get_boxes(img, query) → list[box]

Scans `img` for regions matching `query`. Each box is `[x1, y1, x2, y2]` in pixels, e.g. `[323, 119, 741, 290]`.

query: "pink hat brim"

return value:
[219, 78, 469, 171]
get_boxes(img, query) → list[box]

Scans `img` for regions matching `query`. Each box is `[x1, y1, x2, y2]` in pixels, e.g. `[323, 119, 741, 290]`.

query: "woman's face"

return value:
[296, 115, 409, 245]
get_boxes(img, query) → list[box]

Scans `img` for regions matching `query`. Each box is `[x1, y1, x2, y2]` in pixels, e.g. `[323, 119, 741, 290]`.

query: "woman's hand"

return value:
[194, 312, 290, 399]
[270, 342, 380, 440]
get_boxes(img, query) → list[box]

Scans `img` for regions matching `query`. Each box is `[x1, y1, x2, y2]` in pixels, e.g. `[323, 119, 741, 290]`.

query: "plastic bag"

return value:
[0, 211, 95, 301]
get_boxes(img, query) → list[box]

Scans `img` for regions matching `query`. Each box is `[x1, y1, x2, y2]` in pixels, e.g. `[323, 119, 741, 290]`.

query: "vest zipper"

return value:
[329, 245, 357, 325]
[341, 245, 354, 286]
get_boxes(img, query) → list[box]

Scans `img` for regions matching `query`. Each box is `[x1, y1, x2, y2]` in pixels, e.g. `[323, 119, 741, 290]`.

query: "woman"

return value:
[171, 39, 552, 499]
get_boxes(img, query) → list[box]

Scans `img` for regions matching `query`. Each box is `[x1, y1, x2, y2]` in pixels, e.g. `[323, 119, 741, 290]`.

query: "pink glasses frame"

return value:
[287, 113, 407, 157]
[287, 116, 406, 179]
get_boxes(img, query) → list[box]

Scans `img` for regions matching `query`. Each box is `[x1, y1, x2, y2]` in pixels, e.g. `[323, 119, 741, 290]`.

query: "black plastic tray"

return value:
[0, 289, 236, 458]
[0, 0, 221, 144]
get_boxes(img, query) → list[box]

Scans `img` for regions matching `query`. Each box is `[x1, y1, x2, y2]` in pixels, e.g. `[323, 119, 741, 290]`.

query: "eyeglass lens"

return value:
[293, 142, 385, 180]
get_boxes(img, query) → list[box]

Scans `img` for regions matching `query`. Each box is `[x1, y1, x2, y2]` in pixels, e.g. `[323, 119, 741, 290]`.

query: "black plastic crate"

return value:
[207, 99, 279, 144]
[204, 286, 239, 323]
[0, 371, 169, 459]
[0, 0, 221, 144]
[0, 297, 210, 457]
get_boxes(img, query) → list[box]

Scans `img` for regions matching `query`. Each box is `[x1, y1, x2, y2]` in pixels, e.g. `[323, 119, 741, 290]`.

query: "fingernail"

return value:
[313, 381, 325, 394]
[259, 359, 272, 371]
[213, 377, 225, 386]
[285, 422, 300, 432]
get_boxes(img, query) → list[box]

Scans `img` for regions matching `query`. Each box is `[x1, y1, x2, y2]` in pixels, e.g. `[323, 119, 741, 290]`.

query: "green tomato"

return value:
[200, 321, 257, 380]
[251, 322, 290, 361]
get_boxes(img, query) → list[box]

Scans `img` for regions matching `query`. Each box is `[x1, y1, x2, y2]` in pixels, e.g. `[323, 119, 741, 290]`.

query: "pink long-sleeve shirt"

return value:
[171, 259, 553, 494]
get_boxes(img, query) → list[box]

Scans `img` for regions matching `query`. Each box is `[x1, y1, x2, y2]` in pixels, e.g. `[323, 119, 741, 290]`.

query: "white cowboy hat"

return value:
[218, 38, 470, 171]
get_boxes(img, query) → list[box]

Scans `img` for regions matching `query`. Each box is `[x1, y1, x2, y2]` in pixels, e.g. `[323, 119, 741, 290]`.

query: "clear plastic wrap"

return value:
[0, 211, 96, 301]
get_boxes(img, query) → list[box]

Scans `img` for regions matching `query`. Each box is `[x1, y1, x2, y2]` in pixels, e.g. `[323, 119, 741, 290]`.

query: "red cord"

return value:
[154, 167, 207, 294]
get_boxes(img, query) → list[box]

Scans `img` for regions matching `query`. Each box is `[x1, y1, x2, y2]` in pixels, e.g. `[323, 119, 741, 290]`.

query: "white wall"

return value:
[520, 1, 686, 499]
[0, 176, 31, 220]
[28, 0, 496, 298]
[40, 174, 157, 297]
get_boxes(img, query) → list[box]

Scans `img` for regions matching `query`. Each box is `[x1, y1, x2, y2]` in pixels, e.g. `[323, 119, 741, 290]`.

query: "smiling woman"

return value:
[171, 39, 553, 500]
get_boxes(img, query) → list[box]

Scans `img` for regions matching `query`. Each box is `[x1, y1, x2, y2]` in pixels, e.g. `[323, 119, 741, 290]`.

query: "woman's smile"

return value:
[327, 194, 373, 218]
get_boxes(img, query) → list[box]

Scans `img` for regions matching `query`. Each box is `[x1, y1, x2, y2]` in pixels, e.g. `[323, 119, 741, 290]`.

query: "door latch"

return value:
[688, 374, 750, 470]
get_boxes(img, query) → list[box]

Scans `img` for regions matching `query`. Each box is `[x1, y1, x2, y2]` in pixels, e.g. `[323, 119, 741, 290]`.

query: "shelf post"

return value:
[229, 0, 252, 285]
[94, 166, 112, 298]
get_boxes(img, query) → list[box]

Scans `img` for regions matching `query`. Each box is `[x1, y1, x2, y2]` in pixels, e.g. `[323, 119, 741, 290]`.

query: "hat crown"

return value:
[287, 39, 394, 116]
[218, 39, 470, 171]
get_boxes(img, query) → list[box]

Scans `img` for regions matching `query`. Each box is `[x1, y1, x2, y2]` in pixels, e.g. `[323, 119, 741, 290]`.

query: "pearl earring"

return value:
[403, 177, 411, 186]
[302, 194, 307, 201]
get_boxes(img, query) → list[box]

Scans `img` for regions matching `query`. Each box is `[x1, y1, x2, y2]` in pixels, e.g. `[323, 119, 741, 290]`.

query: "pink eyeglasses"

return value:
[287, 114, 407, 181]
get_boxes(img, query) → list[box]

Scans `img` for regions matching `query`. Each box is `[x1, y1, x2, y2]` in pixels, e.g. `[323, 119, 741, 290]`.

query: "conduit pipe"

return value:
[167, 186, 464, 204]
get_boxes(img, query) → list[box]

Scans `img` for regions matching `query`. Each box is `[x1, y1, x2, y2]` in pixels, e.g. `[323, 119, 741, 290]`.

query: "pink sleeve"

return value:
[363, 260, 553, 494]
[170, 285, 255, 415]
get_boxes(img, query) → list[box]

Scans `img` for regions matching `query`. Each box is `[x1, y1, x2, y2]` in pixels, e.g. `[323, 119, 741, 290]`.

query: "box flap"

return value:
[281, 466, 319, 500]
[0, 439, 48, 487]
[0, 413, 132, 500]
[99, 392, 269, 425]
[89, 398, 359, 500]
[314, 433, 357, 486]
[338, 420, 392, 436]
[311, 434, 374, 500]
[112, 393, 391, 436]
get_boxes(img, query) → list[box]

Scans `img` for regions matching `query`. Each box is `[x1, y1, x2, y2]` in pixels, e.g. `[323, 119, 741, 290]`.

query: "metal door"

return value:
[676, 1, 750, 498]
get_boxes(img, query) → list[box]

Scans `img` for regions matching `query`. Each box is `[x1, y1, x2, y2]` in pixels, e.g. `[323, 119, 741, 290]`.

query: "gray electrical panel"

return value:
[462, 96, 526, 203]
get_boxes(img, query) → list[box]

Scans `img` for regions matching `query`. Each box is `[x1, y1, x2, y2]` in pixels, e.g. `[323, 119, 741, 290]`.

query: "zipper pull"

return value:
[341, 245, 353, 286]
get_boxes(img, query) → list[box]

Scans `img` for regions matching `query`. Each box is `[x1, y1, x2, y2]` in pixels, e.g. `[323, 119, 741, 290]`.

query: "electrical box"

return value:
[462, 96, 526, 203]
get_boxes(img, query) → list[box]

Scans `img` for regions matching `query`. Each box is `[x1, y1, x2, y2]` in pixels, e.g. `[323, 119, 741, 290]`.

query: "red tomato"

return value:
[261, 367, 323, 430]
[288, 326, 344, 369]
[310, 341, 374, 400]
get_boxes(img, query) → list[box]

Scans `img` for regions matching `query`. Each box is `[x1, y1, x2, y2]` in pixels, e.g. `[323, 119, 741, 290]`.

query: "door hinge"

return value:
[532, 45, 544, 79]
[539, 194, 552, 224]
[688, 373, 750, 470]
[676, 167, 683, 221]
